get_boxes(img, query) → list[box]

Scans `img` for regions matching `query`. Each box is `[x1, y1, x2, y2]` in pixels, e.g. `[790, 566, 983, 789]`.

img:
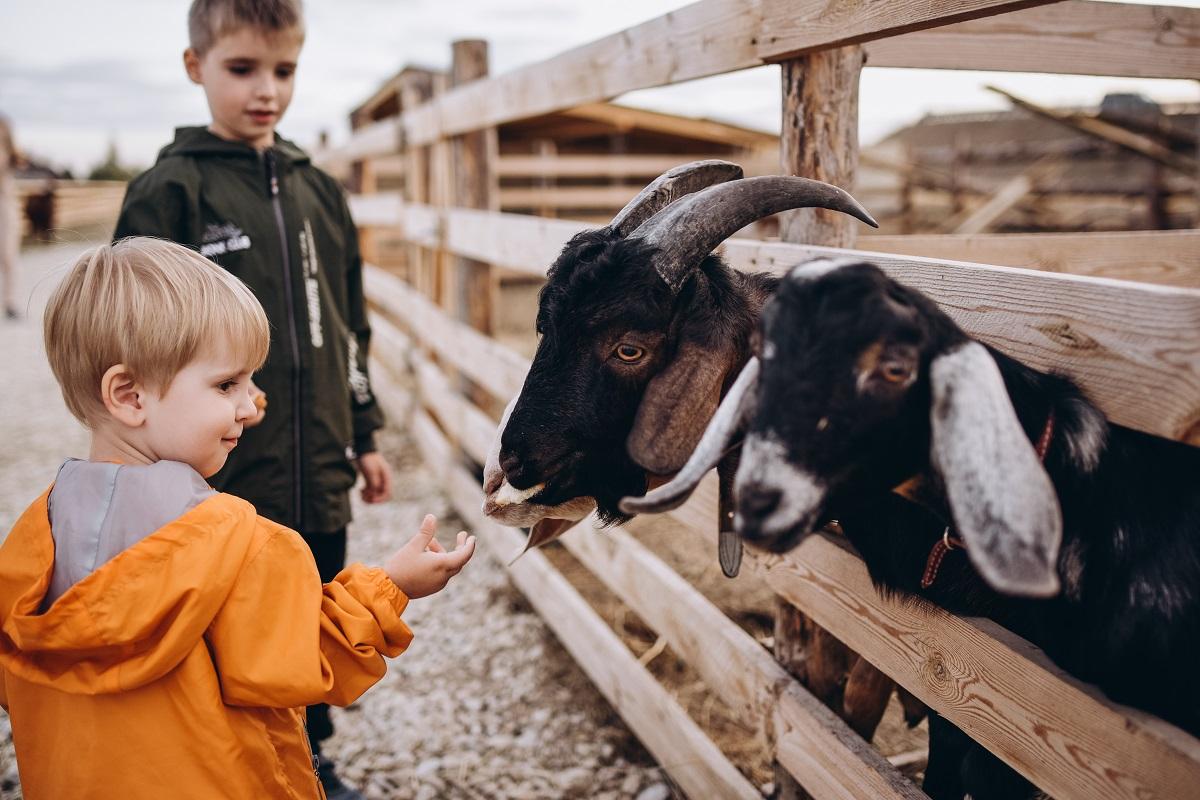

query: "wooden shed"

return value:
[873, 94, 1200, 234]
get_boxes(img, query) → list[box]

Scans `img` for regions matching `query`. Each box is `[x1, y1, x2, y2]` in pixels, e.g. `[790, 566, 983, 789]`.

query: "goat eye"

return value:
[614, 344, 645, 363]
[879, 360, 913, 384]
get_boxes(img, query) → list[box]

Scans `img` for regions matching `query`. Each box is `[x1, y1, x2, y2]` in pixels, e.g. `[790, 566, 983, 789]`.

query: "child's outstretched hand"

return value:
[384, 514, 476, 598]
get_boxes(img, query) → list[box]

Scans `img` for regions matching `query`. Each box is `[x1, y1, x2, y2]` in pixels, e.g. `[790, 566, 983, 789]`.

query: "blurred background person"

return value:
[0, 115, 22, 320]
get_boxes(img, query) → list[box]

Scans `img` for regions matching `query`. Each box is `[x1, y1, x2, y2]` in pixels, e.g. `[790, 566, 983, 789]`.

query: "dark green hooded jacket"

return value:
[114, 126, 385, 533]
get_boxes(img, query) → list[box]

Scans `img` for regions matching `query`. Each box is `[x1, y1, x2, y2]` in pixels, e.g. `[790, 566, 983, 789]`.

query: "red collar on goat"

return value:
[920, 409, 1056, 590]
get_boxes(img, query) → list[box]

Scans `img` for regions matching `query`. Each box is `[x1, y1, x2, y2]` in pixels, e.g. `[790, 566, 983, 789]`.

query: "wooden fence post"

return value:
[451, 39, 499, 337]
[430, 72, 454, 310]
[399, 72, 433, 291]
[775, 44, 892, 798]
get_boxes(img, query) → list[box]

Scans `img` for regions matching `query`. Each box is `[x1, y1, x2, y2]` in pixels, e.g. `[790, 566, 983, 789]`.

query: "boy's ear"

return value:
[101, 364, 148, 428]
[183, 49, 203, 85]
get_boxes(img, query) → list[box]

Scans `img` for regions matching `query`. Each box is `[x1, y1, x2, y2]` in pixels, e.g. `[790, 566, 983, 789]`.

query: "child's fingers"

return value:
[427, 537, 446, 554]
[456, 530, 468, 548]
[443, 535, 476, 570]
[407, 514, 438, 550]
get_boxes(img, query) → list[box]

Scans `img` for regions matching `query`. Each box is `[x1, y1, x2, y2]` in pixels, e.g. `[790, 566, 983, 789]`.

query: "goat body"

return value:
[629, 258, 1200, 796]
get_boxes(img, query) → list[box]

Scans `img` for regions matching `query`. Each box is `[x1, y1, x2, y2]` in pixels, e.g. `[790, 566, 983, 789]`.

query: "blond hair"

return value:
[187, 0, 304, 54]
[44, 238, 270, 426]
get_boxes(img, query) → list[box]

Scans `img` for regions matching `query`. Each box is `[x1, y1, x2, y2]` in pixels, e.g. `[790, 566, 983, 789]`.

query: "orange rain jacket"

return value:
[0, 488, 413, 800]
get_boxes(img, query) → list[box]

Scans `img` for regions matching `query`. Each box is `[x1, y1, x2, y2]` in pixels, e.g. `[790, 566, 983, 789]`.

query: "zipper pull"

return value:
[266, 150, 279, 197]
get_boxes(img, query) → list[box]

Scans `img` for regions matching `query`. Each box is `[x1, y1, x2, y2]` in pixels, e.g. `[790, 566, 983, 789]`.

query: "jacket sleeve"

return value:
[112, 170, 191, 244]
[206, 528, 412, 709]
[339, 187, 386, 455]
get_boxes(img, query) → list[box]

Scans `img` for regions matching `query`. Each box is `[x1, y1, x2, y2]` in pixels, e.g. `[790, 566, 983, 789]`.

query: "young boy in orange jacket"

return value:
[0, 238, 475, 800]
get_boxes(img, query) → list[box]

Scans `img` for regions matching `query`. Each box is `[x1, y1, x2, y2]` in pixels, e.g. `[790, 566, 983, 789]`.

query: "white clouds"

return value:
[1, 0, 1198, 175]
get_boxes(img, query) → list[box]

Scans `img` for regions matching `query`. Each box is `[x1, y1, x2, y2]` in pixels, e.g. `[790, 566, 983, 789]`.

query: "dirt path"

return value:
[0, 241, 674, 800]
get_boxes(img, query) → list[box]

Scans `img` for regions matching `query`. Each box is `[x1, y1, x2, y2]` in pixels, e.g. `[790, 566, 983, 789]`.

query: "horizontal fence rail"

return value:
[350, 196, 1200, 446]
[328, 0, 1199, 163]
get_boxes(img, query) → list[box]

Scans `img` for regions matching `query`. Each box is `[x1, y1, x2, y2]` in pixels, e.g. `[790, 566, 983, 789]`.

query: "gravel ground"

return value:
[0, 241, 674, 800]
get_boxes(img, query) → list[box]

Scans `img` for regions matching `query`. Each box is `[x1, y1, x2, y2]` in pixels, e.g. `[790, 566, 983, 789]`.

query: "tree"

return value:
[87, 139, 139, 181]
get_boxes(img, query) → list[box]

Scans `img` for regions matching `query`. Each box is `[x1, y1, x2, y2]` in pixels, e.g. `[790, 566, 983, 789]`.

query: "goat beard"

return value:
[563, 447, 649, 526]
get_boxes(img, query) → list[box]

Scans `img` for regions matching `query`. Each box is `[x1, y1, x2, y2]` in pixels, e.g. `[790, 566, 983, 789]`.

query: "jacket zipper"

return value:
[266, 150, 305, 528]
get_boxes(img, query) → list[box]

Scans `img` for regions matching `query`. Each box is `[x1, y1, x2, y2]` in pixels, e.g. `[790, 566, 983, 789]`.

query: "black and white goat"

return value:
[625, 258, 1200, 797]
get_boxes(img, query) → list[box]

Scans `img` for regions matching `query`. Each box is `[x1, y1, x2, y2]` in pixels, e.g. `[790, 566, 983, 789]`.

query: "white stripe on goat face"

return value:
[787, 257, 859, 283]
[734, 433, 826, 539]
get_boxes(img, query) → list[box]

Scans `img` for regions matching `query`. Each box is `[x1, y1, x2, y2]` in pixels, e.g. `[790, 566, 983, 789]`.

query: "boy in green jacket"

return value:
[113, 3, 389, 796]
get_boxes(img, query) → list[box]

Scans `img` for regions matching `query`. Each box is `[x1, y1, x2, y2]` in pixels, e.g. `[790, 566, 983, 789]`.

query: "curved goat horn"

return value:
[632, 176, 878, 293]
[609, 159, 745, 236]
[620, 357, 760, 515]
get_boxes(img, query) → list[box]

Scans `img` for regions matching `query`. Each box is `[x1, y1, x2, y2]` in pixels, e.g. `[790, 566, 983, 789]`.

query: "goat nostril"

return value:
[740, 485, 782, 519]
[499, 451, 523, 478]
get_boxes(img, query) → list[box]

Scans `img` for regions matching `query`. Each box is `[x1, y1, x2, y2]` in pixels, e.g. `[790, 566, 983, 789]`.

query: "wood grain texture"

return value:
[357, 202, 1200, 445]
[779, 45, 865, 248]
[409, 408, 762, 800]
[757, 0, 1057, 60]
[864, 1, 1200, 78]
[323, 2, 1190, 163]
[402, 0, 761, 147]
[559, 523, 925, 799]
[674, 478, 1200, 800]
[860, 230, 1200, 289]
[366, 266, 527, 400]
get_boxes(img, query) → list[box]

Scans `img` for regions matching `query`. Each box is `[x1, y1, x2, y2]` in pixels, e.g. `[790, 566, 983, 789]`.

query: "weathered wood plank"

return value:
[497, 153, 780, 179]
[499, 184, 645, 210]
[410, 348, 496, 465]
[357, 200, 1200, 445]
[757, 0, 1059, 61]
[865, 1, 1200, 78]
[366, 266, 527, 400]
[324, 1, 1192, 165]
[560, 523, 925, 800]
[675, 478, 1200, 800]
[860, 231, 1200, 289]
[410, 408, 761, 800]
[402, 0, 761, 147]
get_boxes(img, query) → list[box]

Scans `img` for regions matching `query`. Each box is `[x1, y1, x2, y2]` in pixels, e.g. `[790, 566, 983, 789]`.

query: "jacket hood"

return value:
[0, 489, 262, 695]
[158, 126, 310, 165]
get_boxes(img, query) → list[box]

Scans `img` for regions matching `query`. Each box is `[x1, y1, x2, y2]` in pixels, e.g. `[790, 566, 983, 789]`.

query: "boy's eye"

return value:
[276, 67, 294, 79]
[218, 380, 238, 393]
[228, 65, 252, 76]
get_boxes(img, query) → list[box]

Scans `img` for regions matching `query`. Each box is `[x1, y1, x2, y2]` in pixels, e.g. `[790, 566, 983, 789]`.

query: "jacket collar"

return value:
[158, 126, 310, 166]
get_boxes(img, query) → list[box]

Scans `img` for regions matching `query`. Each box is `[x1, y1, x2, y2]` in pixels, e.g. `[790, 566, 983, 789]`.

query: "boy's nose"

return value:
[255, 78, 277, 100]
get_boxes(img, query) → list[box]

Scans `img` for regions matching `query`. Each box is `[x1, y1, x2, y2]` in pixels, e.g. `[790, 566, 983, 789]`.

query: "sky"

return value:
[1, 0, 1198, 176]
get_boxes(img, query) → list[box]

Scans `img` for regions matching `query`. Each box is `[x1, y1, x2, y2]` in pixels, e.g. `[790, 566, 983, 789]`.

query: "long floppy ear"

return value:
[627, 339, 735, 475]
[622, 356, 759, 514]
[929, 342, 1062, 597]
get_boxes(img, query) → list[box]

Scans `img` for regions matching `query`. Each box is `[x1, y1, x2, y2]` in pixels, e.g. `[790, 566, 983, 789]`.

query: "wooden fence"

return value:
[14, 180, 127, 240]
[322, 2, 1200, 798]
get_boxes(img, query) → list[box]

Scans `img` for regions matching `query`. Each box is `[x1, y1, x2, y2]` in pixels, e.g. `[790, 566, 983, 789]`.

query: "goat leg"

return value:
[896, 684, 930, 728]
[842, 656, 895, 740]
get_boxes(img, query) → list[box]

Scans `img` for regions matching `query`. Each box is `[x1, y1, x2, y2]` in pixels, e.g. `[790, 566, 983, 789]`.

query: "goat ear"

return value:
[622, 357, 758, 514]
[508, 516, 587, 564]
[627, 339, 734, 476]
[929, 342, 1062, 597]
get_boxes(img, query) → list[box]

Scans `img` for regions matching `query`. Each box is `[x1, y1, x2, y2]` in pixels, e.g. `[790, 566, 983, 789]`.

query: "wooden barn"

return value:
[872, 93, 1199, 235]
